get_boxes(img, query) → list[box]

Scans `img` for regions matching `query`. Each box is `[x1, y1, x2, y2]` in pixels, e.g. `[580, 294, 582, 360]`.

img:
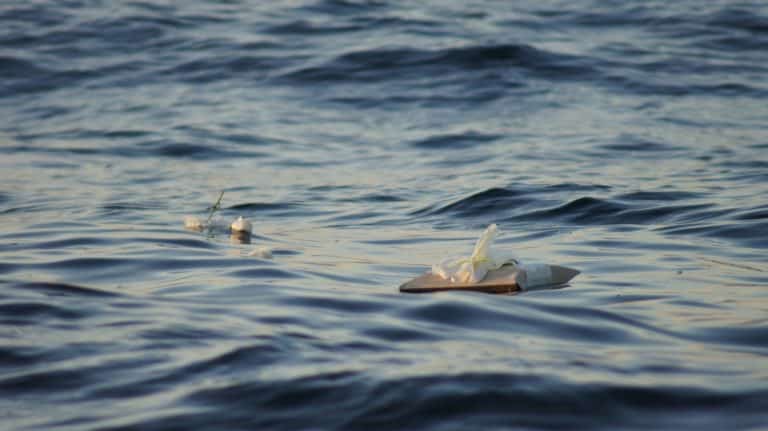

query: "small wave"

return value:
[180, 343, 286, 372]
[338, 193, 405, 203]
[598, 134, 683, 152]
[0, 56, 49, 77]
[351, 15, 443, 31]
[133, 237, 216, 250]
[517, 197, 628, 224]
[0, 368, 94, 395]
[280, 43, 594, 84]
[163, 55, 295, 84]
[694, 325, 768, 349]
[172, 126, 290, 147]
[735, 207, 768, 221]
[228, 268, 303, 279]
[413, 185, 737, 235]
[0, 301, 89, 324]
[0, 346, 53, 368]
[101, 201, 165, 213]
[413, 187, 533, 218]
[3, 237, 112, 254]
[708, 7, 768, 35]
[327, 86, 511, 108]
[7, 139, 266, 159]
[662, 221, 768, 249]
[227, 202, 301, 212]
[150, 142, 264, 159]
[0, 263, 17, 275]
[280, 294, 387, 314]
[172, 371, 768, 430]
[696, 33, 768, 52]
[616, 191, 703, 201]
[549, 7, 687, 29]
[0, 56, 95, 98]
[15, 128, 149, 143]
[401, 299, 633, 342]
[301, 0, 388, 15]
[20, 14, 190, 54]
[13, 281, 118, 298]
[616, 204, 714, 225]
[409, 131, 501, 150]
[720, 159, 768, 170]
[362, 324, 437, 342]
[0, 5, 68, 28]
[324, 210, 388, 224]
[602, 74, 767, 98]
[633, 57, 766, 76]
[266, 19, 364, 35]
[517, 197, 717, 227]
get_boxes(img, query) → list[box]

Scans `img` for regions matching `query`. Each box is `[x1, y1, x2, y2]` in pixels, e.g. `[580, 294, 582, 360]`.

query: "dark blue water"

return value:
[2, 1, 768, 429]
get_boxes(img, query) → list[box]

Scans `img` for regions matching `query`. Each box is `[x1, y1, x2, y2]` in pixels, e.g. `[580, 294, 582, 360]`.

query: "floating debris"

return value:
[401, 224, 579, 294]
[184, 191, 226, 232]
[206, 191, 225, 225]
[182, 191, 274, 260]
[230, 216, 252, 234]
[184, 215, 205, 231]
[431, 224, 516, 284]
[248, 246, 273, 259]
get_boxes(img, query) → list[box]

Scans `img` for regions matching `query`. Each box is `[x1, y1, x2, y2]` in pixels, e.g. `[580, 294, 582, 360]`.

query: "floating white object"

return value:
[515, 263, 579, 289]
[230, 216, 252, 233]
[248, 246, 273, 259]
[184, 215, 204, 231]
[431, 224, 517, 284]
[401, 224, 579, 294]
[400, 264, 579, 294]
[517, 263, 551, 288]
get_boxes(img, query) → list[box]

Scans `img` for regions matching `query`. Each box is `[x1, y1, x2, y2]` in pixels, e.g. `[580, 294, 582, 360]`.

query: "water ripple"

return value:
[2, 1, 768, 430]
[280, 43, 594, 84]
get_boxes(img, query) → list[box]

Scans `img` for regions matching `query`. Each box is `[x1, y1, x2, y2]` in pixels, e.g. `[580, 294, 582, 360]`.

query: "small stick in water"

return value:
[206, 191, 225, 225]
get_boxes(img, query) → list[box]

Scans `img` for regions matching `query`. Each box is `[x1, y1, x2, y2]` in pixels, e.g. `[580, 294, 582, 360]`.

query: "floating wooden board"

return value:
[400, 264, 522, 294]
[399, 264, 579, 294]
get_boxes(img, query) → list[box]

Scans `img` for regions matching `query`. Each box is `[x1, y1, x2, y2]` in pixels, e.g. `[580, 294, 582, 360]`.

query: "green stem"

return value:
[206, 191, 225, 225]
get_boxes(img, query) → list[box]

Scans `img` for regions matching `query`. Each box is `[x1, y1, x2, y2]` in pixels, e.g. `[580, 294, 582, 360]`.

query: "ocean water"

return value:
[1, 1, 768, 429]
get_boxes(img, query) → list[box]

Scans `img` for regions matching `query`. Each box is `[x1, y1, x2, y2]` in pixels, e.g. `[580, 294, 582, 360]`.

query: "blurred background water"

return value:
[1, 1, 767, 429]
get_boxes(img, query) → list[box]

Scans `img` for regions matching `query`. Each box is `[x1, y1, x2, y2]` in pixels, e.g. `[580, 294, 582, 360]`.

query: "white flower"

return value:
[230, 216, 252, 233]
[431, 224, 517, 284]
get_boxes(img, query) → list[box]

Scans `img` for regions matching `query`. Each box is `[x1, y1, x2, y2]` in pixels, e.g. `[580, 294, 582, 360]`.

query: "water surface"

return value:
[1, 1, 767, 429]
